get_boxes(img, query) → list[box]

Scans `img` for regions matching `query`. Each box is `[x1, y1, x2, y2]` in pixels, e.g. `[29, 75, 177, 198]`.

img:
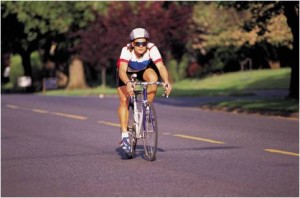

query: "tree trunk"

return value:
[101, 65, 106, 88]
[66, 58, 89, 89]
[284, 2, 299, 99]
[20, 50, 32, 77]
[19, 50, 34, 92]
[56, 70, 68, 88]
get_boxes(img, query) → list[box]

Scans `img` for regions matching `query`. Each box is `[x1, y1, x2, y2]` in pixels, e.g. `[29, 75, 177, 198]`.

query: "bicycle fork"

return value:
[131, 85, 151, 139]
[132, 95, 143, 138]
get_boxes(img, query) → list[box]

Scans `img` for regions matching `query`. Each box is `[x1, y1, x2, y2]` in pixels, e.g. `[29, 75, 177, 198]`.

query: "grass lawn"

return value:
[40, 68, 298, 115]
[43, 68, 291, 97]
[166, 68, 291, 97]
[41, 86, 118, 97]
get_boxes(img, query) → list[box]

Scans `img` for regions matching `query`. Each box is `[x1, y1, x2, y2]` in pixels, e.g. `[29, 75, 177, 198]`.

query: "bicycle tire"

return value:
[143, 103, 158, 161]
[127, 103, 136, 158]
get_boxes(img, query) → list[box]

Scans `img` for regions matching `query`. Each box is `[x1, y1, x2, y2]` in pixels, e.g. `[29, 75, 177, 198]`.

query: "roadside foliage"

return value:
[1, 1, 298, 98]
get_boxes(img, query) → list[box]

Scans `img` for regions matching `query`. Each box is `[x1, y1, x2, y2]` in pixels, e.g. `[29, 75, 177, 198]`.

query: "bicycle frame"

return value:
[127, 74, 167, 160]
[130, 91, 143, 138]
[129, 77, 165, 139]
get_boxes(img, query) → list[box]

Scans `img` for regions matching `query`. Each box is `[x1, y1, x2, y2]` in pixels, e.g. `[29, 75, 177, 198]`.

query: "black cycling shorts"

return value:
[117, 69, 146, 87]
[116, 64, 159, 87]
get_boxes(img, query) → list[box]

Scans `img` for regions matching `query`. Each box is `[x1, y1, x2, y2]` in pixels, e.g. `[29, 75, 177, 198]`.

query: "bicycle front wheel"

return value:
[143, 103, 158, 161]
[127, 103, 136, 158]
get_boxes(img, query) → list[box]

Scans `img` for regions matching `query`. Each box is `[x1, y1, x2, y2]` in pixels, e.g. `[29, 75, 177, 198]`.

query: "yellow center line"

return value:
[6, 104, 88, 120]
[6, 104, 19, 109]
[5, 104, 298, 158]
[32, 109, 49, 114]
[173, 134, 225, 144]
[264, 149, 299, 157]
[98, 121, 120, 127]
[96, 122, 225, 145]
[51, 112, 87, 120]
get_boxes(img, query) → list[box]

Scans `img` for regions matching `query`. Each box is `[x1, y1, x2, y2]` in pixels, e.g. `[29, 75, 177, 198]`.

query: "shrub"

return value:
[9, 54, 24, 89]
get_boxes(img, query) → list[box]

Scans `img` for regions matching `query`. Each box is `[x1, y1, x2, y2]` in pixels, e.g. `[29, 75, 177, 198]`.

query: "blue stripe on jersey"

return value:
[129, 60, 151, 71]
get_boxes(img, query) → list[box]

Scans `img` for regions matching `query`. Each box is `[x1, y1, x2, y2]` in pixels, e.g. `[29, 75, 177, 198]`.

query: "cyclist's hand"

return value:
[126, 81, 135, 96]
[164, 82, 172, 97]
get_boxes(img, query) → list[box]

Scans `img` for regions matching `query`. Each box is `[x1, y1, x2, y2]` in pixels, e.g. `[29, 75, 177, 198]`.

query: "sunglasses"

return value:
[134, 41, 147, 47]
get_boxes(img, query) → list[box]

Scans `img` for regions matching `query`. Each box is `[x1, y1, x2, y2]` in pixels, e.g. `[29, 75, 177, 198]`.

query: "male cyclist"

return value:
[117, 28, 172, 155]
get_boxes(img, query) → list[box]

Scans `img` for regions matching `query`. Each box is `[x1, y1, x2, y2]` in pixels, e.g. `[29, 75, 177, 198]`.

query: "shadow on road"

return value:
[116, 145, 239, 160]
[116, 145, 165, 160]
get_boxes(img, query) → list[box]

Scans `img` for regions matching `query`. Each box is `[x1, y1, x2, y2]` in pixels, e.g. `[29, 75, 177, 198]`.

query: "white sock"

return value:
[121, 132, 129, 138]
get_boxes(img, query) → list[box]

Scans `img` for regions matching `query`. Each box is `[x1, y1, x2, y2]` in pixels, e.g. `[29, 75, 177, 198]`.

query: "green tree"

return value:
[219, 1, 298, 99]
[73, 1, 192, 87]
[192, 2, 252, 50]
[192, 2, 293, 50]
[1, 1, 107, 90]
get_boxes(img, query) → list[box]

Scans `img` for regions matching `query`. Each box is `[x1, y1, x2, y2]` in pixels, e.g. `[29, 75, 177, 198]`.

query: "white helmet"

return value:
[129, 28, 150, 41]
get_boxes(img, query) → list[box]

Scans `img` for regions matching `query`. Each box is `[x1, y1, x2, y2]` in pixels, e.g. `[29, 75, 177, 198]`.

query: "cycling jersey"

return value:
[117, 43, 163, 72]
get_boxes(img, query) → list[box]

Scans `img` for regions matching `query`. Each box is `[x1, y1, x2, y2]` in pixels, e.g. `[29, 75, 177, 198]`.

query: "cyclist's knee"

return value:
[119, 96, 128, 107]
[143, 68, 158, 82]
[117, 86, 129, 107]
[148, 75, 158, 82]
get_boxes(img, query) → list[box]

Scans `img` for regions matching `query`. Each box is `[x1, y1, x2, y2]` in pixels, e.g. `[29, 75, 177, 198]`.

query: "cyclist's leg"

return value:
[117, 86, 133, 157]
[117, 86, 129, 133]
[142, 68, 158, 103]
[116, 71, 133, 158]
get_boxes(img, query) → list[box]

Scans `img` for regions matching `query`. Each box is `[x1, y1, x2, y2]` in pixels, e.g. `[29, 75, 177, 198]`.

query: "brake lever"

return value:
[162, 83, 169, 98]
[130, 74, 137, 89]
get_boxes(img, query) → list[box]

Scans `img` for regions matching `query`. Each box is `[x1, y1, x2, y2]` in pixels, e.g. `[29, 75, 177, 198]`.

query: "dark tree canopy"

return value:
[220, 1, 299, 99]
[73, 1, 193, 68]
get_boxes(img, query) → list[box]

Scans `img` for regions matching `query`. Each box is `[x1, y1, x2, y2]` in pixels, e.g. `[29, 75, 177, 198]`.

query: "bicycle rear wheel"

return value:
[143, 103, 158, 161]
[127, 103, 136, 158]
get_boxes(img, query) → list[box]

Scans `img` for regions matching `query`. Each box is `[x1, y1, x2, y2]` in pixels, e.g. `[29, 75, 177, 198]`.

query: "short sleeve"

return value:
[149, 45, 163, 64]
[119, 46, 131, 62]
[117, 46, 131, 68]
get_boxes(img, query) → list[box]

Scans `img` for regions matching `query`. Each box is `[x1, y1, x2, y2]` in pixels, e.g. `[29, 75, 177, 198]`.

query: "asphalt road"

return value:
[1, 94, 299, 197]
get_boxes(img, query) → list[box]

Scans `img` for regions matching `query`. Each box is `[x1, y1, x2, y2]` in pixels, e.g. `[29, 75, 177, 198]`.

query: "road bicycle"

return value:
[127, 74, 167, 161]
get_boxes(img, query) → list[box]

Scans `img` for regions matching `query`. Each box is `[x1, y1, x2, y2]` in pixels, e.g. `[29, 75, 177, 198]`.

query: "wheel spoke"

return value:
[127, 104, 136, 158]
[143, 103, 158, 161]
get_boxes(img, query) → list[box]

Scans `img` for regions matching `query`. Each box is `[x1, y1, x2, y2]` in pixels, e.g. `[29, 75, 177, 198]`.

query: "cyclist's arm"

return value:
[119, 62, 130, 85]
[155, 61, 172, 95]
[155, 61, 170, 84]
[119, 62, 135, 96]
